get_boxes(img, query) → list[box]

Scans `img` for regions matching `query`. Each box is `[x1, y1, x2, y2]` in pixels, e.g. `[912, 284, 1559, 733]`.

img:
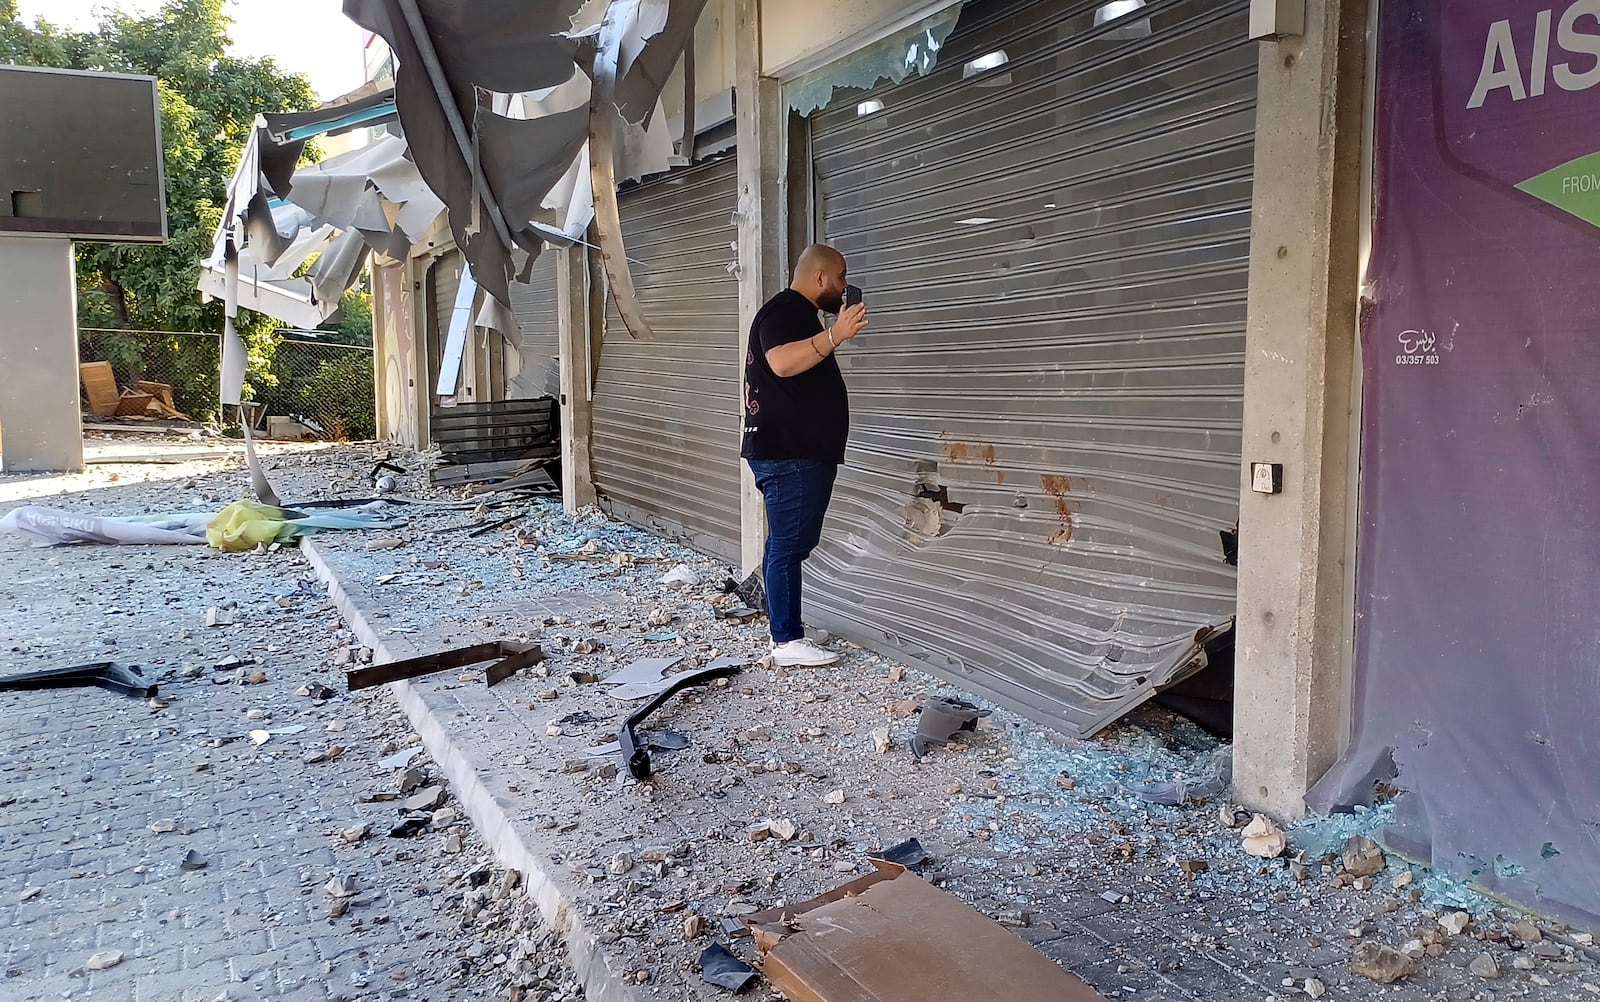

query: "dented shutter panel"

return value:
[806, 0, 1257, 735]
[591, 156, 742, 561]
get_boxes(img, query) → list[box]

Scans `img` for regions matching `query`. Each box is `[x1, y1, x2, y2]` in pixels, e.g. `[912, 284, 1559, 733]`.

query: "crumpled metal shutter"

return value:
[806, 0, 1256, 735]
[508, 251, 561, 400]
[592, 156, 741, 561]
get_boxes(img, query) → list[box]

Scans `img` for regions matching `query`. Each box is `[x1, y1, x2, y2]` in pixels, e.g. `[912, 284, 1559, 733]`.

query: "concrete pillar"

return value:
[1232, 2, 1368, 819]
[734, 0, 783, 576]
[557, 243, 597, 512]
[0, 237, 84, 473]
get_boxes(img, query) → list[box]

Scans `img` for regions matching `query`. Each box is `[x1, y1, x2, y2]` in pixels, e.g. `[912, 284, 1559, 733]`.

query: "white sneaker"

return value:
[770, 638, 839, 668]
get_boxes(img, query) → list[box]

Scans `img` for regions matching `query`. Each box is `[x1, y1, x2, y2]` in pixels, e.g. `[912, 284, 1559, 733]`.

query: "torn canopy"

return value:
[341, 0, 699, 334]
[199, 102, 445, 407]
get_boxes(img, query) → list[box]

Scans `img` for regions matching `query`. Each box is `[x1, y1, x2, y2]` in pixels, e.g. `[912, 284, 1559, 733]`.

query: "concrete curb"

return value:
[300, 537, 644, 1002]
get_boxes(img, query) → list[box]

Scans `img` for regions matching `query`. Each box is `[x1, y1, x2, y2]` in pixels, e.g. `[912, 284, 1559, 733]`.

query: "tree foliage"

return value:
[1, 0, 315, 365]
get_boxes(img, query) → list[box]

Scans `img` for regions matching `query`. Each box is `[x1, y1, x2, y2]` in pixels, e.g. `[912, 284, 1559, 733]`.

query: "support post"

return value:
[1232, 0, 1368, 818]
[734, 0, 784, 576]
[557, 243, 597, 512]
[0, 237, 84, 473]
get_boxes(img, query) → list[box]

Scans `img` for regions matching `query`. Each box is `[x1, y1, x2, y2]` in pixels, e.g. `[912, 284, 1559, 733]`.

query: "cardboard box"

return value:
[747, 862, 1106, 1002]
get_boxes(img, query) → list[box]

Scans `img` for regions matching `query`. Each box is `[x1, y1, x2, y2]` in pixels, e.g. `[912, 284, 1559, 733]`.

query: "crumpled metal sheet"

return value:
[341, 0, 695, 320]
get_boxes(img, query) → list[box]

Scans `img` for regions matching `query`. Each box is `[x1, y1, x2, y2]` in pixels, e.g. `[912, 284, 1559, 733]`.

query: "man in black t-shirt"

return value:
[740, 244, 868, 667]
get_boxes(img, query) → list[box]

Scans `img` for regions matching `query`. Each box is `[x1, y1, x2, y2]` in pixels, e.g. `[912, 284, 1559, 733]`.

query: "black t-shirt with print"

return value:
[739, 289, 849, 463]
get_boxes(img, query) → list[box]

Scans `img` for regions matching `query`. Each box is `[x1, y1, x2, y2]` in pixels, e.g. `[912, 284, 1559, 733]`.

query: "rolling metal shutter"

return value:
[508, 250, 561, 400]
[426, 249, 462, 400]
[591, 156, 742, 561]
[806, 0, 1256, 735]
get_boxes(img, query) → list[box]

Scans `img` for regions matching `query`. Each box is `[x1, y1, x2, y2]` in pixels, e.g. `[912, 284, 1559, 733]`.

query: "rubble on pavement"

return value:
[7, 438, 1598, 1002]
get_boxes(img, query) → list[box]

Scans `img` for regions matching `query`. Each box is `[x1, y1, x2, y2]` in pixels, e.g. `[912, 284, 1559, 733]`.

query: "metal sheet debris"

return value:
[697, 943, 757, 993]
[619, 660, 743, 781]
[0, 661, 157, 699]
[910, 697, 989, 760]
[345, 641, 544, 691]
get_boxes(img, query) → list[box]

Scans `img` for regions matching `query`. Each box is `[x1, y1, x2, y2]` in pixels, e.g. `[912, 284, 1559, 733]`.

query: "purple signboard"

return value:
[1309, 0, 1600, 923]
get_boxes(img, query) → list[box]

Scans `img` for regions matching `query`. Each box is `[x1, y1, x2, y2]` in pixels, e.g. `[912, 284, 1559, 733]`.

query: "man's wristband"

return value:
[810, 335, 825, 358]
[827, 328, 838, 350]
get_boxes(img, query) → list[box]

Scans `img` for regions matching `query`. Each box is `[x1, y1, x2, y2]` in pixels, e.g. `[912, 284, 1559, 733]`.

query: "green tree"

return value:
[319, 282, 375, 347]
[1, 0, 316, 412]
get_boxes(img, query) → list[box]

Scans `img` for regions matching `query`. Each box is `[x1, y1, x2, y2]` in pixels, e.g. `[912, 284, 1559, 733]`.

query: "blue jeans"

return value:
[747, 459, 838, 644]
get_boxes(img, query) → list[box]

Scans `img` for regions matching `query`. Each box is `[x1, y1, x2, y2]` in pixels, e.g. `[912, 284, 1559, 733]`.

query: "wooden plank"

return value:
[79, 362, 121, 417]
[114, 390, 155, 417]
[134, 381, 176, 409]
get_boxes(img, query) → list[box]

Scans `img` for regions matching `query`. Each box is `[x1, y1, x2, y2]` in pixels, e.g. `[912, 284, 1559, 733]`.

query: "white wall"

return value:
[759, 0, 958, 80]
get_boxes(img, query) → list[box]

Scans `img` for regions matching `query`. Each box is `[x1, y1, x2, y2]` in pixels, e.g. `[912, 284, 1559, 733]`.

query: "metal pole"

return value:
[393, 0, 517, 255]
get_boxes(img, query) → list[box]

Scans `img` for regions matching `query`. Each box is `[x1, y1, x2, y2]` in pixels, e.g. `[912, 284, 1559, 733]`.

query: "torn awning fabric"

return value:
[198, 88, 444, 409]
[341, 0, 704, 336]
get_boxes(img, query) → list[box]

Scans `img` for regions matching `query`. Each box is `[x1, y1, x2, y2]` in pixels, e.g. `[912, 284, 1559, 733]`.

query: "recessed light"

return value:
[962, 50, 1009, 77]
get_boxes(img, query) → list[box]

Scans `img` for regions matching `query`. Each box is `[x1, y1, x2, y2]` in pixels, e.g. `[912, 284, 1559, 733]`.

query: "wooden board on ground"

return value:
[749, 862, 1107, 1002]
[79, 362, 120, 417]
[464, 465, 556, 495]
[114, 390, 155, 417]
[431, 457, 549, 487]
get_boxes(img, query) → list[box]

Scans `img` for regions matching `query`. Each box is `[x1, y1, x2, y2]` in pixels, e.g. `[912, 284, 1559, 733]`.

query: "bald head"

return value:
[791, 244, 848, 312]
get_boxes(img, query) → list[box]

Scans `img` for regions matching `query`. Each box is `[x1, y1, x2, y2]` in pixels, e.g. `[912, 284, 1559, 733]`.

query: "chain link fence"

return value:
[78, 329, 376, 440]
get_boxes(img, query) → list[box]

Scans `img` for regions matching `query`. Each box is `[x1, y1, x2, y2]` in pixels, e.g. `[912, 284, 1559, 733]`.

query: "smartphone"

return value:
[843, 284, 863, 310]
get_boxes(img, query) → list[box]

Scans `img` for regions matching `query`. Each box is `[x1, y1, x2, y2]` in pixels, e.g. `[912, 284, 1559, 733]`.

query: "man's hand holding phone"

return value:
[832, 285, 867, 343]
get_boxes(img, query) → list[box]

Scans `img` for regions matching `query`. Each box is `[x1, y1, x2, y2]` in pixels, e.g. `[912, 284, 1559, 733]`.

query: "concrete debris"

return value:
[1441, 911, 1472, 936]
[1514, 917, 1543, 943]
[1469, 953, 1502, 979]
[1055, 771, 1076, 791]
[304, 745, 344, 765]
[888, 666, 907, 682]
[19, 886, 42, 902]
[445, 833, 463, 854]
[748, 823, 771, 843]
[403, 786, 447, 812]
[768, 819, 798, 842]
[324, 874, 358, 898]
[150, 818, 177, 834]
[1240, 814, 1287, 859]
[871, 728, 894, 754]
[378, 746, 423, 770]
[1391, 870, 1414, 890]
[1341, 836, 1386, 877]
[1350, 941, 1417, 984]
[339, 824, 371, 844]
[1303, 977, 1327, 998]
[84, 950, 125, 971]
[607, 853, 634, 876]
[330, 896, 351, 919]
[206, 606, 235, 627]
[683, 914, 705, 939]
[180, 849, 208, 871]
[824, 789, 846, 805]
[365, 536, 404, 551]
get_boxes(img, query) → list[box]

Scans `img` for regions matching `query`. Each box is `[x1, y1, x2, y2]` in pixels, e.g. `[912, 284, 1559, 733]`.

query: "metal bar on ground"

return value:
[345, 641, 544, 691]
